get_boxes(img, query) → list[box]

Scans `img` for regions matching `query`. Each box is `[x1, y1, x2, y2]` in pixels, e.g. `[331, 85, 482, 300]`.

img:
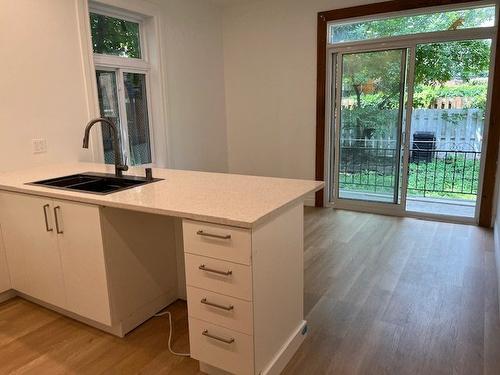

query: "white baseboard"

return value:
[12, 290, 179, 338]
[261, 320, 307, 375]
[16, 291, 125, 336]
[119, 290, 178, 336]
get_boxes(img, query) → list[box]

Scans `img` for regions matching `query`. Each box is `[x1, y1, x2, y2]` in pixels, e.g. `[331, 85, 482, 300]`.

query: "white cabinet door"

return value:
[0, 227, 11, 293]
[54, 200, 111, 325]
[0, 192, 66, 307]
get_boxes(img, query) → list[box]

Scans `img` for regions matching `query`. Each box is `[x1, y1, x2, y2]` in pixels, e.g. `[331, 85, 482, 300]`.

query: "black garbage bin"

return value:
[411, 132, 436, 163]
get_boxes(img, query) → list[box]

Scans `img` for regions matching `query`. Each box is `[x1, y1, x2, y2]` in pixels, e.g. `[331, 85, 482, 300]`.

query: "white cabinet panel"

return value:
[0, 192, 65, 308]
[54, 200, 111, 325]
[0, 227, 11, 293]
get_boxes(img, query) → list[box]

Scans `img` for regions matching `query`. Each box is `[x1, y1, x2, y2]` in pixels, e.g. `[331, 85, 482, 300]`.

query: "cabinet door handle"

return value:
[202, 329, 235, 344]
[196, 230, 231, 240]
[198, 264, 232, 276]
[43, 204, 53, 232]
[201, 298, 234, 311]
[53, 206, 63, 234]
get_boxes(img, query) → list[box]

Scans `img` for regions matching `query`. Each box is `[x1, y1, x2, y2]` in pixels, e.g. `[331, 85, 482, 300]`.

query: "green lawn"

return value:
[339, 156, 479, 201]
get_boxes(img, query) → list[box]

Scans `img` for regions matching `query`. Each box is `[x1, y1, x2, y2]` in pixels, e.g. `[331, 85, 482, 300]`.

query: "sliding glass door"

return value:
[332, 49, 407, 207]
[404, 40, 492, 218]
[328, 41, 493, 220]
[325, 4, 496, 222]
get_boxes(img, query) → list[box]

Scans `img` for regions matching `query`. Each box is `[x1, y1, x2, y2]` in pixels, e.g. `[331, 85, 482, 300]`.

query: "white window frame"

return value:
[91, 5, 154, 167]
[76, 0, 170, 168]
[327, 0, 498, 47]
[91, 4, 150, 69]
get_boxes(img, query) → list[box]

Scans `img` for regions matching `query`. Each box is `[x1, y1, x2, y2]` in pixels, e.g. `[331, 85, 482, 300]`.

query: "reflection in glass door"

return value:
[334, 49, 407, 205]
[405, 40, 492, 218]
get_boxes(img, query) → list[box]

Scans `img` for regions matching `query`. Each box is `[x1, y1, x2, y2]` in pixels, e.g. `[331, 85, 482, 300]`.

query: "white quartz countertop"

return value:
[0, 163, 324, 228]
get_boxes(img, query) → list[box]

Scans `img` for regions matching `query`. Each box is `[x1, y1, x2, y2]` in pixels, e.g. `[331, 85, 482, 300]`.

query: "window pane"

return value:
[90, 13, 141, 58]
[338, 50, 405, 203]
[329, 6, 495, 44]
[123, 73, 152, 165]
[95, 70, 122, 164]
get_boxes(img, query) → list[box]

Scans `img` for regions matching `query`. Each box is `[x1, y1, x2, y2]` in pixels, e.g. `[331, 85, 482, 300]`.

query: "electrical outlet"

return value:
[32, 139, 47, 154]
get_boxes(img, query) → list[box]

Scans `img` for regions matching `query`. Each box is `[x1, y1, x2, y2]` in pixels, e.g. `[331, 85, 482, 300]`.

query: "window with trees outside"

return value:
[90, 9, 152, 166]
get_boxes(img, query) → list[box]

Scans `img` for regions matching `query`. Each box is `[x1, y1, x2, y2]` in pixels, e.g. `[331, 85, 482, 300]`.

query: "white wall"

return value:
[222, 0, 378, 179]
[0, 226, 11, 293]
[0, 0, 90, 173]
[0, 0, 228, 173]
[158, 0, 228, 172]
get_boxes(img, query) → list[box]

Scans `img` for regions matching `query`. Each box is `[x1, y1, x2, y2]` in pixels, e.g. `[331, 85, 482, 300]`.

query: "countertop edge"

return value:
[0, 183, 323, 229]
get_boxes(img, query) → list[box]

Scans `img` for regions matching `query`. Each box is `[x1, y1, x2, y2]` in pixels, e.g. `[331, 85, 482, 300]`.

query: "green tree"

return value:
[415, 40, 490, 86]
[337, 8, 492, 139]
[90, 13, 141, 58]
[341, 50, 403, 141]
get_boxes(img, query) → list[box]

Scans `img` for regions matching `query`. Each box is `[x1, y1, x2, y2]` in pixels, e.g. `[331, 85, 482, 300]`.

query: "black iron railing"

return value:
[339, 147, 481, 198]
[339, 147, 398, 194]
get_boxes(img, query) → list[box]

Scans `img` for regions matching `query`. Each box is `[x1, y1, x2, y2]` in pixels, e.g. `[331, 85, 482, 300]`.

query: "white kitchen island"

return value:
[0, 163, 323, 375]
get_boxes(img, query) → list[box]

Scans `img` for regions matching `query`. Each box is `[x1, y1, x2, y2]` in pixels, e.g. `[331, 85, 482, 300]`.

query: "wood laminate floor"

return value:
[1, 208, 499, 374]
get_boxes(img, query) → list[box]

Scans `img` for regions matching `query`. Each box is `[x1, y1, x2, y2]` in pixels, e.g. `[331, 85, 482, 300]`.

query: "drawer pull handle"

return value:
[43, 204, 53, 232]
[199, 264, 232, 276]
[196, 230, 231, 240]
[202, 329, 235, 344]
[201, 298, 234, 311]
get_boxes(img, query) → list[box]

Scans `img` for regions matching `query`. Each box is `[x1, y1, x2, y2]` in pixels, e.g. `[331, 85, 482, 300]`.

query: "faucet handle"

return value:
[120, 155, 129, 172]
[145, 168, 153, 181]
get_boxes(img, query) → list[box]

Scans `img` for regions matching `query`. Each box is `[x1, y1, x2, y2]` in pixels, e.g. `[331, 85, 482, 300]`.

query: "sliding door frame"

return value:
[329, 47, 408, 214]
[316, 0, 500, 227]
[328, 29, 495, 222]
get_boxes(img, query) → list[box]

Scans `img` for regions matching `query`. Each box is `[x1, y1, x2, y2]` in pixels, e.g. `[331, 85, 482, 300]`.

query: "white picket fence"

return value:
[411, 109, 483, 151]
[341, 109, 484, 152]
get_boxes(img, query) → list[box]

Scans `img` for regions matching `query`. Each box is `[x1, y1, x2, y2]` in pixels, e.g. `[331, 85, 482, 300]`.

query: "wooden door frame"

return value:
[315, 0, 500, 227]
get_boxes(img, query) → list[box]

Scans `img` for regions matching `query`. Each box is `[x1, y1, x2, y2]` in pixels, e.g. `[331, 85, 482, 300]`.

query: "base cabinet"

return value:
[53, 199, 111, 325]
[183, 202, 306, 375]
[0, 192, 110, 324]
[0, 193, 65, 307]
[0, 191, 180, 337]
[0, 188, 307, 375]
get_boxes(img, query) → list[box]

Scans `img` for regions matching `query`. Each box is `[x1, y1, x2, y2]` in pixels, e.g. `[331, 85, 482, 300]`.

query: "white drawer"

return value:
[187, 286, 253, 335]
[189, 317, 254, 375]
[185, 253, 252, 301]
[183, 220, 251, 265]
